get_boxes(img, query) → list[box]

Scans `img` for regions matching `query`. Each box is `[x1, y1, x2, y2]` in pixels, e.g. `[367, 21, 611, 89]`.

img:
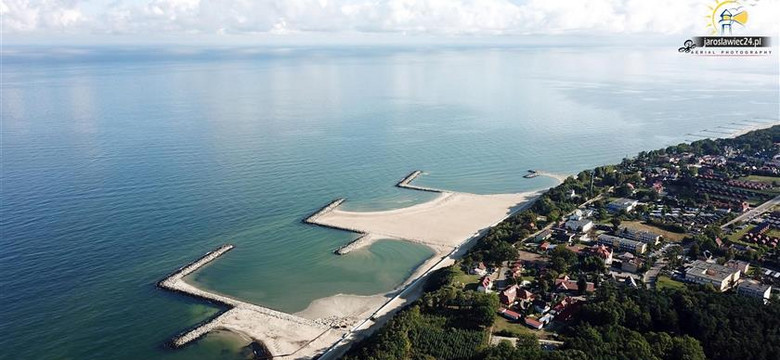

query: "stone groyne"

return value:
[334, 233, 384, 255]
[158, 244, 236, 305]
[396, 170, 441, 193]
[304, 198, 346, 224]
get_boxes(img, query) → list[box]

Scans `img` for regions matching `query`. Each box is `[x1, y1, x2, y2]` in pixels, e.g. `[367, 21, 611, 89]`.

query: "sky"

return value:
[1, 0, 779, 45]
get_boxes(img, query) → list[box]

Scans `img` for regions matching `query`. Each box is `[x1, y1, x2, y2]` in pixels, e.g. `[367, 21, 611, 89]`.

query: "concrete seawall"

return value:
[396, 170, 441, 193]
[304, 198, 346, 224]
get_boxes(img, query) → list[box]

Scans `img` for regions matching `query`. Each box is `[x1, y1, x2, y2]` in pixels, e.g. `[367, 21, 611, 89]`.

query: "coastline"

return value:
[724, 121, 780, 139]
[161, 171, 554, 359]
[160, 120, 776, 357]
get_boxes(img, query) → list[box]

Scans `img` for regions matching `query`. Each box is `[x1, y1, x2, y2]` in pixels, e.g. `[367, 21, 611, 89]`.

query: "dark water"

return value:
[1, 45, 777, 359]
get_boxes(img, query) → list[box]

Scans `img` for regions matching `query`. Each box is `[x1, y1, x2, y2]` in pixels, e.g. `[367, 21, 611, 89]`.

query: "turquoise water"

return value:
[1, 45, 777, 359]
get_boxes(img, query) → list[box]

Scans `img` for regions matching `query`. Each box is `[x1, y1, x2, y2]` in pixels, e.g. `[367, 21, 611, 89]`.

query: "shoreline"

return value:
[723, 120, 780, 139]
[160, 171, 549, 359]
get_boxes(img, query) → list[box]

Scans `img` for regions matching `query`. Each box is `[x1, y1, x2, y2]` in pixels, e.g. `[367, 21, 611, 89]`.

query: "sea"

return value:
[1, 45, 778, 359]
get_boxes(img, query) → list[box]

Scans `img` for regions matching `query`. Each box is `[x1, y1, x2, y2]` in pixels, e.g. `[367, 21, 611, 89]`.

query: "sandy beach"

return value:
[313, 191, 541, 247]
[724, 121, 780, 138]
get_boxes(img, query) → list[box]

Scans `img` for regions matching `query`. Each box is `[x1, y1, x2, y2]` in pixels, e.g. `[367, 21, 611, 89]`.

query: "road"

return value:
[721, 194, 780, 229]
[517, 189, 611, 247]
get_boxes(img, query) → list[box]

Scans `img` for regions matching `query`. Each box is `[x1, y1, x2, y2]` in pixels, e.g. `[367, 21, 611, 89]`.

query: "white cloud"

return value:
[2, 0, 778, 39]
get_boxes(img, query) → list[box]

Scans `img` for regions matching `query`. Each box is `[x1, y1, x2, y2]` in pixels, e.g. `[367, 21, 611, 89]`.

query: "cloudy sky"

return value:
[2, 0, 778, 44]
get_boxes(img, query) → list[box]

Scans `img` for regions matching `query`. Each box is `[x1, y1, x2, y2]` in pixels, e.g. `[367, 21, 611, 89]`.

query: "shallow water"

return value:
[1, 45, 777, 359]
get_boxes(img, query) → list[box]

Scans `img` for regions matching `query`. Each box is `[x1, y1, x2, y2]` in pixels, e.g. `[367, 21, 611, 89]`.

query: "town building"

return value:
[524, 317, 544, 330]
[724, 259, 750, 274]
[564, 219, 594, 233]
[607, 198, 639, 213]
[736, 280, 772, 301]
[685, 260, 741, 292]
[534, 229, 552, 242]
[597, 234, 647, 254]
[618, 227, 661, 245]
[499, 308, 522, 321]
[621, 258, 644, 273]
[554, 275, 595, 293]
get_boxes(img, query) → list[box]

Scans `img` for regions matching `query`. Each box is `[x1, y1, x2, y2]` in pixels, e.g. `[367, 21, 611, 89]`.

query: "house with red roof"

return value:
[554, 275, 595, 293]
[477, 276, 493, 293]
[500, 285, 519, 305]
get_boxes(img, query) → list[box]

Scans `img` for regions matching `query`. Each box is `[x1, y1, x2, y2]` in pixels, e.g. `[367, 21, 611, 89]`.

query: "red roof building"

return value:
[499, 308, 522, 321]
[524, 317, 544, 330]
[500, 285, 519, 305]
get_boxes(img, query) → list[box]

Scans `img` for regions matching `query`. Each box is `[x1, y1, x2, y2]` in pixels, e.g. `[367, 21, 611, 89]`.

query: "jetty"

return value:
[304, 198, 346, 224]
[523, 170, 539, 178]
[396, 170, 442, 193]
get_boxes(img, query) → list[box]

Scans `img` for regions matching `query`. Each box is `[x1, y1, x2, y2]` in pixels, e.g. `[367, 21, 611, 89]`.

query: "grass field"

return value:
[621, 221, 686, 242]
[452, 267, 481, 288]
[656, 275, 686, 291]
[726, 225, 764, 249]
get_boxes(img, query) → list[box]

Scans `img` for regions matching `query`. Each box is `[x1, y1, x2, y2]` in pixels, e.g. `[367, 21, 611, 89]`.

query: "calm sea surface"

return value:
[1, 45, 777, 359]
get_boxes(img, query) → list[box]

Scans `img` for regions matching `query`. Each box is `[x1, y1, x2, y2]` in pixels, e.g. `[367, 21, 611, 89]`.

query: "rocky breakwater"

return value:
[396, 170, 442, 193]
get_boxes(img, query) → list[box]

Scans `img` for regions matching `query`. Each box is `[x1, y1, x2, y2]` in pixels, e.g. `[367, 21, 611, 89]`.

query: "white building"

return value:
[619, 227, 661, 245]
[597, 234, 647, 254]
[565, 219, 594, 233]
[685, 260, 741, 292]
[607, 198, 639, 213]
[737, 280, 772, 301]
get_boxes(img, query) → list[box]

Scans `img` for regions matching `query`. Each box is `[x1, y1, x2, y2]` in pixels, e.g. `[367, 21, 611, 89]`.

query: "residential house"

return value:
[470, 262, 488, 276]
[500, 285, 519, 305]
[477, 276, 493, 293]
[588, 244, 613, 266]
[685, 260, 741, 292]
[516, 289, 535, 303]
